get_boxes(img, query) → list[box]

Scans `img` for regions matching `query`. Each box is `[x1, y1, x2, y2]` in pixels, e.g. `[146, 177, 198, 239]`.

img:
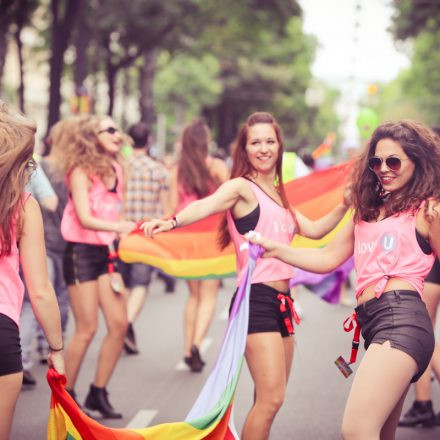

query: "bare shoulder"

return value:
[20, 196, 42, 237]
[425, 198, 440, 221]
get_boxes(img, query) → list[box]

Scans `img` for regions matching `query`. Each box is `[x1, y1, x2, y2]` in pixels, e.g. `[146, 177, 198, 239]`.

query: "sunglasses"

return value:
[98, 126, 119, 135]
[368, 156, 408, 172]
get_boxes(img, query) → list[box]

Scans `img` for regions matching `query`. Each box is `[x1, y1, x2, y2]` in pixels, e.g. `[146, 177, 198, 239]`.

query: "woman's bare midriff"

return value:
[357, 278, 418, 305]
[262, 279, 290, 293]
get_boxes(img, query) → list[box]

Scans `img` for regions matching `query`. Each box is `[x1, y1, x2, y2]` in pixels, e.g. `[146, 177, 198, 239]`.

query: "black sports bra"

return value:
[233, 204, 260, 235]
[416, 230, 431, 255]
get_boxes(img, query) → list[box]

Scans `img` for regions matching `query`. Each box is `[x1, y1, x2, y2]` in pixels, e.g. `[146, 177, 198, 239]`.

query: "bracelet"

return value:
[49, 345, 64, 352]
[172, 215, 180, 228]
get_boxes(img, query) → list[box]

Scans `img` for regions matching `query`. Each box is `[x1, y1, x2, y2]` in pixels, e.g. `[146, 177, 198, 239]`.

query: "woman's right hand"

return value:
[245, 231, 279, 258]
[117, 220, 137, 236]
[47, 351, 66, 376]
[141, 218, 175, 237]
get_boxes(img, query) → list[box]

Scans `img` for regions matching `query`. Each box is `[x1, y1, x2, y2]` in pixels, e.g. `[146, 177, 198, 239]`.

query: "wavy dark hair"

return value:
[218, 111, 296, 249]
[178, 118, 218, 198]
[0, 100, 36, 256]
[351, 120, 440, 222]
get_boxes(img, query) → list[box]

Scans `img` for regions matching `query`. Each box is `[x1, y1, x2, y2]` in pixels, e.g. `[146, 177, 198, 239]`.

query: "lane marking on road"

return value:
[175, 337, 213, 371]
[126, 409, 158, 428]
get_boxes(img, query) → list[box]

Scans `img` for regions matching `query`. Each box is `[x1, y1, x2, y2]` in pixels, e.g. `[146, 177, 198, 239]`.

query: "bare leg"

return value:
[93, 273, 127, 387]
[64, 281, 99, 389]
[183, 280, 200, 357]
[342, 341, 417, 440]
[192, 279, 220, 348]
[242, 332, 293, 440]
[126, 285, 148, 324]
[0, 372, 22, 440]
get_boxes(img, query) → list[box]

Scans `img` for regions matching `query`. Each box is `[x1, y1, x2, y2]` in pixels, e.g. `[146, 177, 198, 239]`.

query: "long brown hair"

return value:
[351, 120, 440, 222]
[0, 100, 36, 256]
[51, 115, 120, 179]
[218, 111, 296, 249]
[178, 118, 218, 197]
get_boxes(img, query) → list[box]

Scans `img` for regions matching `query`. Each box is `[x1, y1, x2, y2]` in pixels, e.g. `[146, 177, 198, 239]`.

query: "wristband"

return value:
[172, 215, 180, 228]
[49, 345, 64, 352]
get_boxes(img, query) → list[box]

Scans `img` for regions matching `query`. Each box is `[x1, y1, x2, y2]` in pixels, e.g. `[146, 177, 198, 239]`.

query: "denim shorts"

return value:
[355, 290, 434, 382]
[63, 242, 118, 285]
[0, 313, 22, 375]
[229, 283, 296, 337]
[118, 261, 153, 288]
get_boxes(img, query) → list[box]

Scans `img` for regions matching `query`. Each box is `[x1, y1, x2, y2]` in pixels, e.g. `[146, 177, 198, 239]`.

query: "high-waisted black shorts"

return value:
[425, 258, 440, 285]
[0, 313, 22, 375]
[63, 242, 119, 285]
[355, 290, 434, 382]
[229, 283, 296, 337]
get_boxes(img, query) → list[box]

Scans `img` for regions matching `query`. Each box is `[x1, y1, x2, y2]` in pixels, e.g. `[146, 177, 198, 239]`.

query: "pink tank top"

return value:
[0, 193, 30, 326]
[176, 157, 216, 211]
[61, 162, 123, 245]
[227, 180, 296, 286]
[354, 208, 435, 298]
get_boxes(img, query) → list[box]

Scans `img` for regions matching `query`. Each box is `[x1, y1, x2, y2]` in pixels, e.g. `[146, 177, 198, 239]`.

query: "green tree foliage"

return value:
[388, 0, 440, 126]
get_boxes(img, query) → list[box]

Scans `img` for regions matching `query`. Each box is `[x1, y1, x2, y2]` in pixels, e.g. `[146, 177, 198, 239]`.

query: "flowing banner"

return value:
[47, 245, 263, 439]
[118, 161, 353, 279]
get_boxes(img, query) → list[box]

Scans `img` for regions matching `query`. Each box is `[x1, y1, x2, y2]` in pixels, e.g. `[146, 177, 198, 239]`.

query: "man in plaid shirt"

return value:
[120, 122, 173, 354]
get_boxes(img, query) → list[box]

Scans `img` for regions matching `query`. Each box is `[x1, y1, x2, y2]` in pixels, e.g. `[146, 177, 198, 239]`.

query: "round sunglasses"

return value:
[368, 156, 409, 172]
[98, 126, 119, 135]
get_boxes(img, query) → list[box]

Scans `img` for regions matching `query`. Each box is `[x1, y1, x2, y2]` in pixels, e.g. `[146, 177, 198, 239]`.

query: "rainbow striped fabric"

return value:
[118, 161, 353, 278]
[47, 244, 263, 439]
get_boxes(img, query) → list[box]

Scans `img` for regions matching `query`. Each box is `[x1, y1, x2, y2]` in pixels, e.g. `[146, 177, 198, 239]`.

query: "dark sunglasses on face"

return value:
[98, 126, 119, 135]
[368, 155, 408, 172]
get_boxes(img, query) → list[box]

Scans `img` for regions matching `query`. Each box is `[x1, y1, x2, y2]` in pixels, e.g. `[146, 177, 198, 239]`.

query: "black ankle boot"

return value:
[65, 388, 81, 408]
[189, 344, 205, 373]
[398, 400, 435, 428]
[84, 384, 122, 419]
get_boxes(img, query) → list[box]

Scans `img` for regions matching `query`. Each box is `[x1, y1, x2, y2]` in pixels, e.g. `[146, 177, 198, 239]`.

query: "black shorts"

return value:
[0, 313, 22, 376]
[425, 258, 440, 285]
[230, 283, 296, 337]
[63, 242, 119, 285]
[119, 261, 153, 288]
[355, 290, 434, 383]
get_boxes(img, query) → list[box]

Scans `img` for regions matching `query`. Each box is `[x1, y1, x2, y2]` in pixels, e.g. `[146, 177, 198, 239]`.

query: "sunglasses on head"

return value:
[98, 126, 119, 135]
[368, 156, 408, 172]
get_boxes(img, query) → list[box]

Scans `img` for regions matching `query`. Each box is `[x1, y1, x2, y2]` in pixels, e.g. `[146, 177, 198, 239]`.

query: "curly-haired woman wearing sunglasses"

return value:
[53, 116, 136, 419]
[248, 120, 440, 439]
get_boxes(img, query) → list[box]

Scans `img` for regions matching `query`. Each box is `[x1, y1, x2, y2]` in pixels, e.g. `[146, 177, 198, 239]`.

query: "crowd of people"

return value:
[1, 97, 440, 440]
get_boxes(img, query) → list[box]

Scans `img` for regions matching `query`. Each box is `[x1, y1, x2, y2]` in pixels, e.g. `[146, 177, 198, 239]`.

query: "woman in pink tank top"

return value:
[249, 120, 440, 439]
[52, 116, 136, 418]
[142, 112, 349, 439]
[169, 118, 229, 372]
[0, 100, 65, 440]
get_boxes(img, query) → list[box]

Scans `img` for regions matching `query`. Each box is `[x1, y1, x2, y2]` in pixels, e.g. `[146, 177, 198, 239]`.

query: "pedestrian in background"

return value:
[169, 118, 229, 372]
[0, 100, 65, 439]
[119, 121, 173, 355]
[53, 115, 136, 419]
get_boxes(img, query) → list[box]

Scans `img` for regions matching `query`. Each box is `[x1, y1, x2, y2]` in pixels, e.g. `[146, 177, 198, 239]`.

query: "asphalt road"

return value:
[12, 276, 440, 439]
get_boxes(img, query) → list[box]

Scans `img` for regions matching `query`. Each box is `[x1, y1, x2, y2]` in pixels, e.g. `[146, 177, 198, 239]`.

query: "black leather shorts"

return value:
[230, 283, 296, 337]
[355, 290, 434, 382]
[63, 242, 118, 285]
[425, 258, 440, 285]
[0, 313, 22, 375]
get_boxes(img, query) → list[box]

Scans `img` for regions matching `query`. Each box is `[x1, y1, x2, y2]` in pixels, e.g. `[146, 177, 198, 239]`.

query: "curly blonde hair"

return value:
[0, 100, 36, 256]
[51, 115, 121, 179]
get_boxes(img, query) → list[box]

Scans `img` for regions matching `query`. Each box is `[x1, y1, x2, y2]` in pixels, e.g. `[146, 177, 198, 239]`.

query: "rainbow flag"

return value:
[118, 161, 353, 278]
[47, 244, 263, 439]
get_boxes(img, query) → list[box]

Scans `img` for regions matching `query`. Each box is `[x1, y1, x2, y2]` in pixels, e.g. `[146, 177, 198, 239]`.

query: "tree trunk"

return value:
[139, 49, 158, 127]
[73, 8, 89, 90]
[14, 25, 25, 112]
[47, 0, 83, 133]
[106, 60, 117, 116]
[0, 30, 7, 93]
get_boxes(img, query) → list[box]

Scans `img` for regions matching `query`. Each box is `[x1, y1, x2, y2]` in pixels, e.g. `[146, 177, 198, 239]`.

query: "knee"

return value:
[109, 317, 128, 339]
[341, 416, 371, 440]
[77, 324, 97, 343]
[258, 391, 285, 416]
